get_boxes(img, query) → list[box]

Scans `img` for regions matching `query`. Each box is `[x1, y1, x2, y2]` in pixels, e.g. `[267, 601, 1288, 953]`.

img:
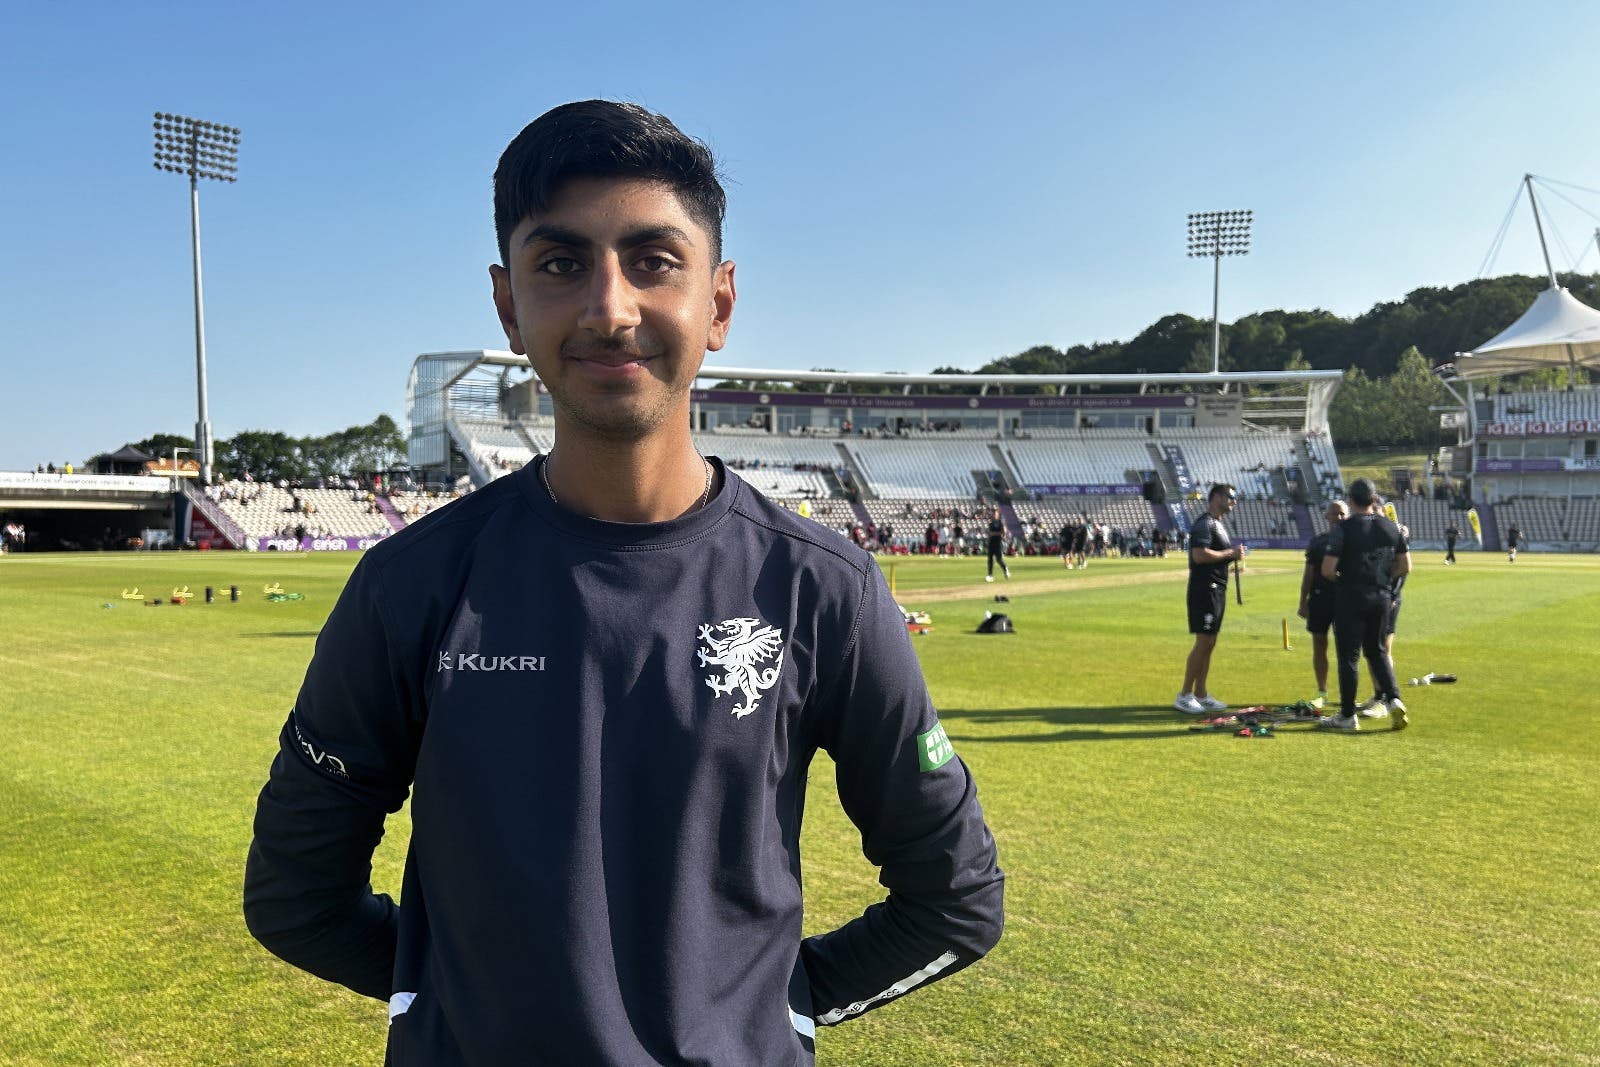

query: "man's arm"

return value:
[1392, 534, 1411, 578]
[1297, 555, 1316, 619]
[1320, 522, 1344, 583]
[801, 565, 1004, 1026]
[243, 559, 422, 1000]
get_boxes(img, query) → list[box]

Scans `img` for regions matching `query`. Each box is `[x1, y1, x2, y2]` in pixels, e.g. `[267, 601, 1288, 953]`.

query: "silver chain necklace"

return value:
[540, 453, 714, 514]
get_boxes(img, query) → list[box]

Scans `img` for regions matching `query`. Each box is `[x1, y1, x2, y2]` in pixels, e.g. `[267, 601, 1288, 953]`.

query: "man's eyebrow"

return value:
[519, 223, 696, 251]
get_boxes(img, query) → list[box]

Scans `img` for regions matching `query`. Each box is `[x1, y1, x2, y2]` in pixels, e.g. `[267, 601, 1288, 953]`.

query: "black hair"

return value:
[493, 100, 726, 267]
[1348, 477, 1376, 508]
[1208, 483, 1236, 503]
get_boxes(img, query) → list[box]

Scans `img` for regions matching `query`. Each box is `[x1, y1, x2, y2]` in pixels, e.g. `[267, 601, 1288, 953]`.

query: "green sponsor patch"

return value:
[917, 722, 954, 772]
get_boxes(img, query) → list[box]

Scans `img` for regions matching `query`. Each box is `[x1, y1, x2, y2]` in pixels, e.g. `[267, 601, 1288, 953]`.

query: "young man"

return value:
[1506, 521, 1521, 563]
[1319, 478, 1411, 732]
[243, 101, 1003, 1066]
[1297, 499, 1348, 709]
[1175, 483, 1244, 715]
[1444, 522, 1458, 565]
[984, 506, 1010, 581]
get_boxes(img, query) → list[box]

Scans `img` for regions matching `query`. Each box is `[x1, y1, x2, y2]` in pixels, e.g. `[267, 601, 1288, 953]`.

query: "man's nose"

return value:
[578, 257, 642, 337]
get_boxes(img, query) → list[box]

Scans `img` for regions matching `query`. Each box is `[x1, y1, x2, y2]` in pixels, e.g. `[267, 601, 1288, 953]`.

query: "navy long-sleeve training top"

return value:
[244, 458, 1004, 1065]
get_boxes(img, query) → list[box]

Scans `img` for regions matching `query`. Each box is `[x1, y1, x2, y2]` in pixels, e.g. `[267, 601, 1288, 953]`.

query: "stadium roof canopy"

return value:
[442, 350, 1343, 392]
[696, 365, 1344, 390]
[1451, 286, 1600, 380]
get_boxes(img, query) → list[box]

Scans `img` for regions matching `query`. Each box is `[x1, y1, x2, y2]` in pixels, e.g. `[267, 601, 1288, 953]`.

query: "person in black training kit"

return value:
[984, 506, 1010, 581]
[1297, 498, 1348, 709]
[1319, 478, 1411, 732]
[1174, 483, 1243, 715]
[1444, 522, 1458, 565]
[243, 100, 1003, 1066]
[1506, 521, 1521, 563]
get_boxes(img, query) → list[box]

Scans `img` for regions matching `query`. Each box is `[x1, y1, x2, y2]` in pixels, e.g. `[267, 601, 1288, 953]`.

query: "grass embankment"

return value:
[1338, 449, 1436, 495]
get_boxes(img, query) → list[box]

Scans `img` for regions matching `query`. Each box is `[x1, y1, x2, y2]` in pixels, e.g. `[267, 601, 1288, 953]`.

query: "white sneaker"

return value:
[984, 575, 995, 583]
[1357, 702, 1389, 720]
[1387, 698, 1409, 731]
[1173, 693, 1205, 715]
[1308, 693, 1327, 710]
[1196, 695, 1229, 712]
[1354, 696, 1380, 713]
[1317, 714, 1360, 732]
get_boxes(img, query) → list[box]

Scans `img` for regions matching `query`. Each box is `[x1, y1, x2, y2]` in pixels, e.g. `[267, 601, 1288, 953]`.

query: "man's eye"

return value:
[537, 257, 582, 275]
[636, 255, 674, 273]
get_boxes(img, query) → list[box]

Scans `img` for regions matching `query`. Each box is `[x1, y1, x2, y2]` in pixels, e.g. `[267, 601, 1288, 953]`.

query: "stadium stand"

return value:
[1005, 436, 1152, 487]
[1565, 498, 1600, 543]
[1384, 498, 1460, 544]
[439, 413, 1357, 547]
[208, 483, 397, 542]
[456, 418, 534, 479]
[407, 355, 1356, 551]
[1301, 496, 1468, 544]
[1495, 497, 1566, 543]
[1491, 385, 1600, 423]
[1013, 496, 1158, 542]
[386, 489, 461, 524]
[856, 499, 986, 552]
[1176, 499, 1298, 540]
[842, 439, 1001, 499]
[1161, 429, 1303, 502]
[1302, 433, 1344, 500]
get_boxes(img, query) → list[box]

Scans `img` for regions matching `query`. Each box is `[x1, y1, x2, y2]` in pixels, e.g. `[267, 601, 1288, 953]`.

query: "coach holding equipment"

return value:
[243, 100, 1003, 1065]
[1319, 478, 1410, 732]
[1175, 483, 1243, 715]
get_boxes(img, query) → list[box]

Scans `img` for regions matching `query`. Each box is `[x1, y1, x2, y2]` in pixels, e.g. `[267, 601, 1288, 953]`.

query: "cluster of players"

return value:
[1175, 478, 1411, 731]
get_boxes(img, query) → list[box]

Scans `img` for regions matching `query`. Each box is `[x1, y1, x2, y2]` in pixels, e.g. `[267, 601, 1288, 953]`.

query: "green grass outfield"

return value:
[2, 548, 1596, 1065]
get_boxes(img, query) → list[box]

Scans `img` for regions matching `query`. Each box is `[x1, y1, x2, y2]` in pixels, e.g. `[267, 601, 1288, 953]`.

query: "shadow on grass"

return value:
[938, 704, 1203, 742]
[239, 630, 322, 639]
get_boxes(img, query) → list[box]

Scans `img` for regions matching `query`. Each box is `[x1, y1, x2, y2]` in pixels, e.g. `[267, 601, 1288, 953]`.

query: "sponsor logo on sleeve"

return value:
[917, 722, 954, 772]
[294, 718, 348, 778]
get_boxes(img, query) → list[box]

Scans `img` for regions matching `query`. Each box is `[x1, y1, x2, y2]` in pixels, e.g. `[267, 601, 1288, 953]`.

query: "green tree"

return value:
[217, 431, 304, 481]
[128, 433, 195, 460]
[1383, 346, 1454, 447]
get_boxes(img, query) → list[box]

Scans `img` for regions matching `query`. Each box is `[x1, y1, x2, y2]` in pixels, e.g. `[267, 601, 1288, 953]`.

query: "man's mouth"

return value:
[563, 345, 657, 369]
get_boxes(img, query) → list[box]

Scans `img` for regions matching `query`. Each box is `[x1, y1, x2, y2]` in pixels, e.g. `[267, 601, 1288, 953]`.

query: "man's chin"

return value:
[556, 395, 679, 443]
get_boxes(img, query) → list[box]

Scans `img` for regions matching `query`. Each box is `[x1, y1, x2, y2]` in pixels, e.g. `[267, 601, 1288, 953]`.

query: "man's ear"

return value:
[489, 263, 525, 355]
[705, 260, 737, 353]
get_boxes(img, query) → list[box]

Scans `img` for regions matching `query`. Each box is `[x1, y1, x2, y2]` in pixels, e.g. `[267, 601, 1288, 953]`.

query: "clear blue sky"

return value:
[6, 1, 1600, 470]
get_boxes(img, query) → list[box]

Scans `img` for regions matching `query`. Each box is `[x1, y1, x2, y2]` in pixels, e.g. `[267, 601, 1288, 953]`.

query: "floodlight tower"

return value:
[153, 112, 240, 485]
[1186, 210, 1252, 374]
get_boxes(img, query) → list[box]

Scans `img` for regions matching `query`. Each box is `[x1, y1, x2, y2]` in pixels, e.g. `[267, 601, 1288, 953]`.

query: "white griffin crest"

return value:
[697, 617, 785, 718]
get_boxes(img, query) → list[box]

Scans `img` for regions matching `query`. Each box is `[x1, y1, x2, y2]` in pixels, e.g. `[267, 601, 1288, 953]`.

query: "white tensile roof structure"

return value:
[1453, 285, 1600, 379]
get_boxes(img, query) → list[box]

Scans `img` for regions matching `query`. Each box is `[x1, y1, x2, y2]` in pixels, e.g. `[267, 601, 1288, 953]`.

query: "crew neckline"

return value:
[514, 454, 737, 547]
